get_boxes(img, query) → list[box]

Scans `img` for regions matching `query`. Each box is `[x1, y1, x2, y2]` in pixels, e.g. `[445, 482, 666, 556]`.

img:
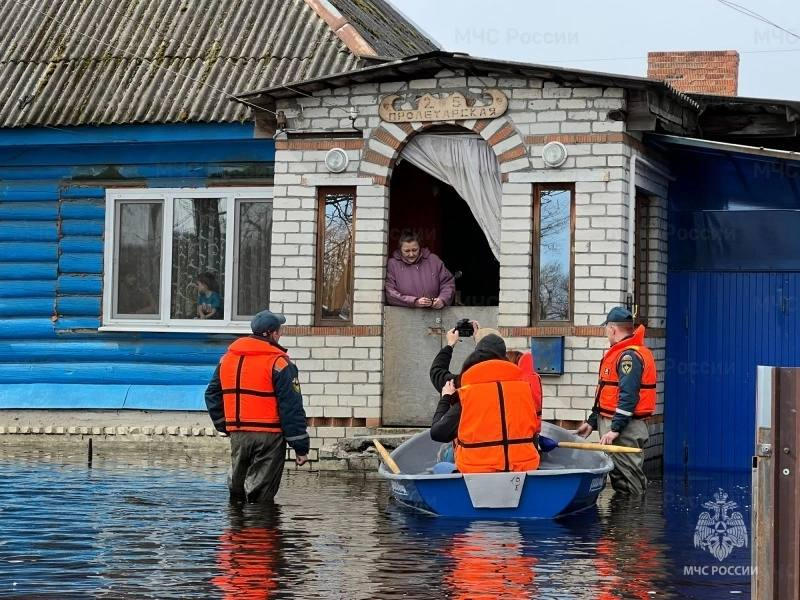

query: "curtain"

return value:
[400, 135, 502, 259]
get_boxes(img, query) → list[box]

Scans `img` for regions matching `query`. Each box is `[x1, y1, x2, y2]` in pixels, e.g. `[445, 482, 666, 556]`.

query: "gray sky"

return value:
[393, 0, 800, 100]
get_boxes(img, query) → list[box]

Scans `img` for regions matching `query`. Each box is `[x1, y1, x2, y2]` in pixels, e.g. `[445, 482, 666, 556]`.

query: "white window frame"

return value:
[102, 187, 273, 333]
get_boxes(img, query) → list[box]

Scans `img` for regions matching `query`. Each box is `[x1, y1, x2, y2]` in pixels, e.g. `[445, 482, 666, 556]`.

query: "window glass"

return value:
[105, 189, 272, 329]
[319, 190, 354, 322]
[114, 202, 162, 318]
[236, 201, 273, 318]
[536, 188, 572, 322]
[170, 198, 226, 320]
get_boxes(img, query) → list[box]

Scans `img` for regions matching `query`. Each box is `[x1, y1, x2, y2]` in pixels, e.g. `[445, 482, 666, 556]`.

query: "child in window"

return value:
[197, 272, 222, 319]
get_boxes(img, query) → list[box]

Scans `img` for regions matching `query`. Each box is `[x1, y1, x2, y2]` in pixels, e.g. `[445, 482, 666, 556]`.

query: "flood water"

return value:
[0, 448, 752, 599]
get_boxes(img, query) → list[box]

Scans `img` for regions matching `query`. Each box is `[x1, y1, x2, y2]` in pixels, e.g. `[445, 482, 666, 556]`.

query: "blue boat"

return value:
[378, 422, 613, 519]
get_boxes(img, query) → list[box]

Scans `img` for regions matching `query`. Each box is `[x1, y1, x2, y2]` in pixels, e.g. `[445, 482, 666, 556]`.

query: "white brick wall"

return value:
[269, 68, 670, 456]
[282, 335, 383, 421]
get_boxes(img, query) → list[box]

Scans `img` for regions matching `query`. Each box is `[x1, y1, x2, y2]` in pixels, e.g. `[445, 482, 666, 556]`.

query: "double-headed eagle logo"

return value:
[693, 488, 748, 562]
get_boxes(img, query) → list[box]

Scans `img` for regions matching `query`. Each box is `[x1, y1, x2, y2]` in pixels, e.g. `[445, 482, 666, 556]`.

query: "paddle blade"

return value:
[373, 439, 401, 474]
[537, 435, 559, 453]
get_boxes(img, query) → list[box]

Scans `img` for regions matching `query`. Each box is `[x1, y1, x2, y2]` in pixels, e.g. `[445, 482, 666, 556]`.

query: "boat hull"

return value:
[379, 423, 613, 520]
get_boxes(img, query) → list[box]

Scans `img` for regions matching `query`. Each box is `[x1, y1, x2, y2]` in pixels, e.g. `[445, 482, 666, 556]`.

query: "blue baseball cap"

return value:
[250, 309, 286, 335]
[601, 306, 633, 326]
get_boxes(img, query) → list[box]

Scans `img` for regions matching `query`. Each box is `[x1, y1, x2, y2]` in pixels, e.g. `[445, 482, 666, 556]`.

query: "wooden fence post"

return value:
[753, 366, 800, 600]
[752, 366, 774, 600]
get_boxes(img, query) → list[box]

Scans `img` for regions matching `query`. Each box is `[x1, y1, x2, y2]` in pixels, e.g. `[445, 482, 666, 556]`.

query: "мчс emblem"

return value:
[693, 489, 748, 561]
[620, 355, 633, 375]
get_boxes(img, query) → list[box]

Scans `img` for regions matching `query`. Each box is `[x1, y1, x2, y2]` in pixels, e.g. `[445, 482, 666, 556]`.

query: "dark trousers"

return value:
[228, 431, 286, 503]
[598, 417, 649, 495]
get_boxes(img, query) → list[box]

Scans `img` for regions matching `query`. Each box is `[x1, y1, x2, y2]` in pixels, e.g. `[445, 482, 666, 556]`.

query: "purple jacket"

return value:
[384, 248, 455, 307]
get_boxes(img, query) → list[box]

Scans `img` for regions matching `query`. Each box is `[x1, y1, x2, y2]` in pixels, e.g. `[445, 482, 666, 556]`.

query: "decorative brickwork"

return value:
[359, 115, 530, 182]
[283, 326, 381, 336]
[275, 138, 365, 151]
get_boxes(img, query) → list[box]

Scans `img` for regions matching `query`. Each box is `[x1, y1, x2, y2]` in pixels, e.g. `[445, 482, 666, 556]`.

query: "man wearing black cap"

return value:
[576, 306, 656, 495]
[205, 309, 310, 503]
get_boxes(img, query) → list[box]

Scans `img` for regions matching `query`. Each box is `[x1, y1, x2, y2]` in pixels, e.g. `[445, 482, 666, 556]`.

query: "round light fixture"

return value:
[324, 148, 349, 173]
[542, 141, 568, 168]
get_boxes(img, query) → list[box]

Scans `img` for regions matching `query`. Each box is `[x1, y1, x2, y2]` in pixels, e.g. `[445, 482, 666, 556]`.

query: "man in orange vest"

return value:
[455, 343, 541, 473]
[577, 306, 656, 495]
[205, 310, 310, 503]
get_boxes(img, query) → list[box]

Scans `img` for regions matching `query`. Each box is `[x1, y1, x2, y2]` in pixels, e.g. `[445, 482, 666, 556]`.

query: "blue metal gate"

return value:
[665, 271, 800, 470]
[657, 137, 800, 471]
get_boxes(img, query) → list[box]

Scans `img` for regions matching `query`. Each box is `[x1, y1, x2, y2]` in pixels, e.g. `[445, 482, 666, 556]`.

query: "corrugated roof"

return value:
[327, 0, 438, 58]
[0, 0, 433, 128]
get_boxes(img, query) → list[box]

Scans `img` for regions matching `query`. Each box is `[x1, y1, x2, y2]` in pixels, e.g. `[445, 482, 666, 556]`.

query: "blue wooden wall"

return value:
[0, 123, 275, 410]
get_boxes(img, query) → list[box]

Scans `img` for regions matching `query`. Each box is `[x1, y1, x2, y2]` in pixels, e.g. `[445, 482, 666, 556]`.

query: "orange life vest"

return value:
[517, 351, 543, 434]
[219, 336, 286, 433]
[595, 325, 656, 419]
[456, 359, 540, 473]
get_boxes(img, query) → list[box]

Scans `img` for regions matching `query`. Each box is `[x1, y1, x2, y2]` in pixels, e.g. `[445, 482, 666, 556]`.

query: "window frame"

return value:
[633, 192, 652, 326]
[102, 187, 273, 333]
[315, 186, 357, 326]
[531, 183, 576, 326]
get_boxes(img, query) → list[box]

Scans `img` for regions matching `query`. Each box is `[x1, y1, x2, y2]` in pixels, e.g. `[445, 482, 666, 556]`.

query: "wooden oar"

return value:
[539, 435, 642, 454]
[373, 439, 401, 474]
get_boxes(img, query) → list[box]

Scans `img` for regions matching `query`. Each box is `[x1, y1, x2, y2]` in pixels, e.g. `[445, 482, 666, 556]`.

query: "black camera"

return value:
[454, 318, 474, 337]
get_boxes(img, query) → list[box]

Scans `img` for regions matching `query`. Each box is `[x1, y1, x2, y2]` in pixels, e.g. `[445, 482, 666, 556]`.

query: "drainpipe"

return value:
[626, 153, 675, 310]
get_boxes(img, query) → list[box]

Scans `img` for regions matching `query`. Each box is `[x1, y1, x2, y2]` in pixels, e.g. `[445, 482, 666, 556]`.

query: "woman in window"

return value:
[384, 229, 455, 309]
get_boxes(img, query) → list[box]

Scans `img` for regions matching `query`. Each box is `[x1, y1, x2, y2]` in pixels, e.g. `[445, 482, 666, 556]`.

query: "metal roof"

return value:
[0, 0, 435, 128]
[648, 133, 800, 162]
[237, 50, 700, 109]
[689, 92, 800, 115]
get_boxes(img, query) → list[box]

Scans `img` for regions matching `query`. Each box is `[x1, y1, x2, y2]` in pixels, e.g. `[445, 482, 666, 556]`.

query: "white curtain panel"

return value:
[400, 135, 501, 259]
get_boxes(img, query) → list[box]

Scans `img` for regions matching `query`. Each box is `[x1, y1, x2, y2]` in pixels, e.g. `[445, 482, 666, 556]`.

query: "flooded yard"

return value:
[0, 447, 751, 599]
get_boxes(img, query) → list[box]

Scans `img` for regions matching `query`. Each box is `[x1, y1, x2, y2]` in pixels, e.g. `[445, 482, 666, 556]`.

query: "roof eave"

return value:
[233, 51, 699, 111]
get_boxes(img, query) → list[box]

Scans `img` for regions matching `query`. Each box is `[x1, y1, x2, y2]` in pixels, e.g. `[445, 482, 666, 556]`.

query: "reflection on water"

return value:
[0, 448, 751, 599]
[212, 504, 283, 599]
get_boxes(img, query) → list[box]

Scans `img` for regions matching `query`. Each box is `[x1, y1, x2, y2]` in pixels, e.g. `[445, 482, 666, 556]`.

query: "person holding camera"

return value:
[428, 327, 540, 473]
[384, 229, 455, 309]
[429, 320, 489, 396]
[429, 322, 504, 453]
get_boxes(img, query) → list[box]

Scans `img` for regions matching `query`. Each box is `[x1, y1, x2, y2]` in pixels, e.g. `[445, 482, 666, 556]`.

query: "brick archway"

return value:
[359, 116, 530, 186]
